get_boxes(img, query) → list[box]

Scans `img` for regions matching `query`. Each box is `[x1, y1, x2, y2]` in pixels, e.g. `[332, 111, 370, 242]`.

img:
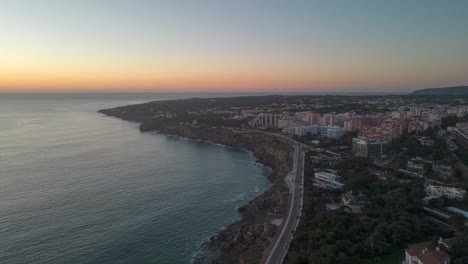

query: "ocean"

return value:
[0, 93, 270, 264]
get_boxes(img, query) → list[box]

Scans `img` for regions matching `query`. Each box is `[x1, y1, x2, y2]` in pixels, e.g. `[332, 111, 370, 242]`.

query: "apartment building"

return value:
[352, 138, 388, 158]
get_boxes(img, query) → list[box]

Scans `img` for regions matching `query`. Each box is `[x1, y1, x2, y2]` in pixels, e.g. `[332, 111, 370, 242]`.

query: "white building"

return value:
[344, 118, 361, 131]
[404, 241, 450, 264]
[426, 184, 466, 199]
[313, 171, 344, 189]
[248, 113, 279, 127]
[327, 126, 346, 138]
[295, 111, 314, 123]
[294, 125, 319, 136]
[294, 125, 345, 138]
[407, 157, 431, 170]
[278, 118, 292, 128]
[319, 125, 329, 135]
[410, 107, 422, 117]
[321, 114, 336, 126]
[352, 138, 388, 158]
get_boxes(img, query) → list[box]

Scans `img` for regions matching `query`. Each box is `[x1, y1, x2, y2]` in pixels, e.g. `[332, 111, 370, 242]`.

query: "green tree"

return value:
[423, 162, 433, 175]
[454, 256, 468, 264]
[451, 234, 468, 258]
[452, 167, 463, 179]
[448, 214, 466, 229]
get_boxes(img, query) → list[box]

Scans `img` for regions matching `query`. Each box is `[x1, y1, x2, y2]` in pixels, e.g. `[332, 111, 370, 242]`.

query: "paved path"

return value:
[263, 143, 305, 264]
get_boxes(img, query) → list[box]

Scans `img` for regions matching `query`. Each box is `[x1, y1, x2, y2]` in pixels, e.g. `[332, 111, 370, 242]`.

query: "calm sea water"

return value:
[0, 93, 270, 264]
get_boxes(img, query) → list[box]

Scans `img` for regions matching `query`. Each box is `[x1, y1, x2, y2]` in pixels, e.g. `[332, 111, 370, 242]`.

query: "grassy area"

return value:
[362, 247, 405, 264]
[245, 243, 267, 264]
[273, 141, 291, 151]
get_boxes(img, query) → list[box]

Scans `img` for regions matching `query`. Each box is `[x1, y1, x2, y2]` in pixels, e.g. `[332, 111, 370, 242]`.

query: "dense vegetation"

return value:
[285, 156, 449, 264]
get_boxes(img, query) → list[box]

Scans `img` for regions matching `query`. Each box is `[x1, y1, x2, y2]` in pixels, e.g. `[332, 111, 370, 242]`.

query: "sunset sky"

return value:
[1, 0, 468, 93]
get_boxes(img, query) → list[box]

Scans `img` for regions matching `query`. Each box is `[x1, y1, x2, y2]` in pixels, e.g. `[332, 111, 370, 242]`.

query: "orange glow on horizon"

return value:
[1, 56, 466, 93]
[0, 62, 330, 92]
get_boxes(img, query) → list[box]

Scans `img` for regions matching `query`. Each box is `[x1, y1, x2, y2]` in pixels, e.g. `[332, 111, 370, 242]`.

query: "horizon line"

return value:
[0, 90, 410, 95]
[1, 84, 466, 94]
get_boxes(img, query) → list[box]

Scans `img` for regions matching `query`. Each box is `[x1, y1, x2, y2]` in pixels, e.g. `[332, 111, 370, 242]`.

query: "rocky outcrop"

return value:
[99, 109, 292, 264]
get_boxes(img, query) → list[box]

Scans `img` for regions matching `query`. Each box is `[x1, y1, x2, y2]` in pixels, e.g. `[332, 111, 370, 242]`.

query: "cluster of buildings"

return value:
[348, 105, 464, 158]
[241, 98, 468, 161]
[292, 125, 346, 138]
[246, 103, 456, 146]
[425, 184, 467, 199]
[407, 157, 452, 176]
[448, 121, 468, 149]
[238, 99, 468, 264]
[248, 111, 350, 139]
[352, 108, 444, 141]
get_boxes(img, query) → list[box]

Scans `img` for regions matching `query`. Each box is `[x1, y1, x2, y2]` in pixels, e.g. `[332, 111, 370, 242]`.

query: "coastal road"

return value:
[230, 128, 327, 263]
[230, 128, 309, 264]
[263, 143, 305, 264]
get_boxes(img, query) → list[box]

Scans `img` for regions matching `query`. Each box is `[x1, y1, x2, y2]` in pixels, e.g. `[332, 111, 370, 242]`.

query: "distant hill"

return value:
[411, 86, 468, 95]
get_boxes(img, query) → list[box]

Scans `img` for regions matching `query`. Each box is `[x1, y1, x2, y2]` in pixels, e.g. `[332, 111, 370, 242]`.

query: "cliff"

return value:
[99, 108, 293, 264]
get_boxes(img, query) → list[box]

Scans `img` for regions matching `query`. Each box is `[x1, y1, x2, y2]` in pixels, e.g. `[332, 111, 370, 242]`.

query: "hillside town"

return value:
[236, 96, 468, 264]
[103, 94, 468, 263]
[220, 95, 468, 263]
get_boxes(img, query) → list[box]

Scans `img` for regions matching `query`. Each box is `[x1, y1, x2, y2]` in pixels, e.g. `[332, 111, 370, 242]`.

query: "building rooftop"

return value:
[406, 242, 450, 264]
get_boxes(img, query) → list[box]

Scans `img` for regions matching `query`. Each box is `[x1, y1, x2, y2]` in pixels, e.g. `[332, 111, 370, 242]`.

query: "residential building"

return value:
[408, 120, 423, 133]
[454, 128, 468, 149]
[392, 111, 405, 120]
[321, 114, 336, 126]
[341, 191, 366, 214]
[352, 138, 388, 158]
[344, 118, 360, 131]
[404, 241, 450, 264]
[294, 125, 345, 138]
[407, 157, 431, 171]
[277, 117, 291, 128]
[426, 184, 467, 199]
[433, 164, 452, 176]
[248, 113, 279, 127]
[410, 107, 422, 117]
[327, 126, 346, 138]
[294, 126, 315, 136]
[313, 171, 344, 189]
[295, 111, 314, 123]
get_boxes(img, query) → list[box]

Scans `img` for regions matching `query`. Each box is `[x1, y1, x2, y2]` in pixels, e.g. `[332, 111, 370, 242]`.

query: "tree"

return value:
[442, 116, 460, 130]
[423, 162, 433, 175]
[451, 233, 468, 258]
[431, 138, 446, 162]
[448, 214, 466, 229]
[428, 197, 446, 211]
[452, 167, 463, 179]
[454, 256, 468, 264]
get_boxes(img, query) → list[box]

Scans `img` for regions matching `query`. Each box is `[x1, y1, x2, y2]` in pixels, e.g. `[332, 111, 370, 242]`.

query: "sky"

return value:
[0, 0, 467, 93]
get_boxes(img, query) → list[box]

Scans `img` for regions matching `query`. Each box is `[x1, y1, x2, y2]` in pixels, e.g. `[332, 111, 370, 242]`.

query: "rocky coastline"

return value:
[99, 108, 293, 264]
